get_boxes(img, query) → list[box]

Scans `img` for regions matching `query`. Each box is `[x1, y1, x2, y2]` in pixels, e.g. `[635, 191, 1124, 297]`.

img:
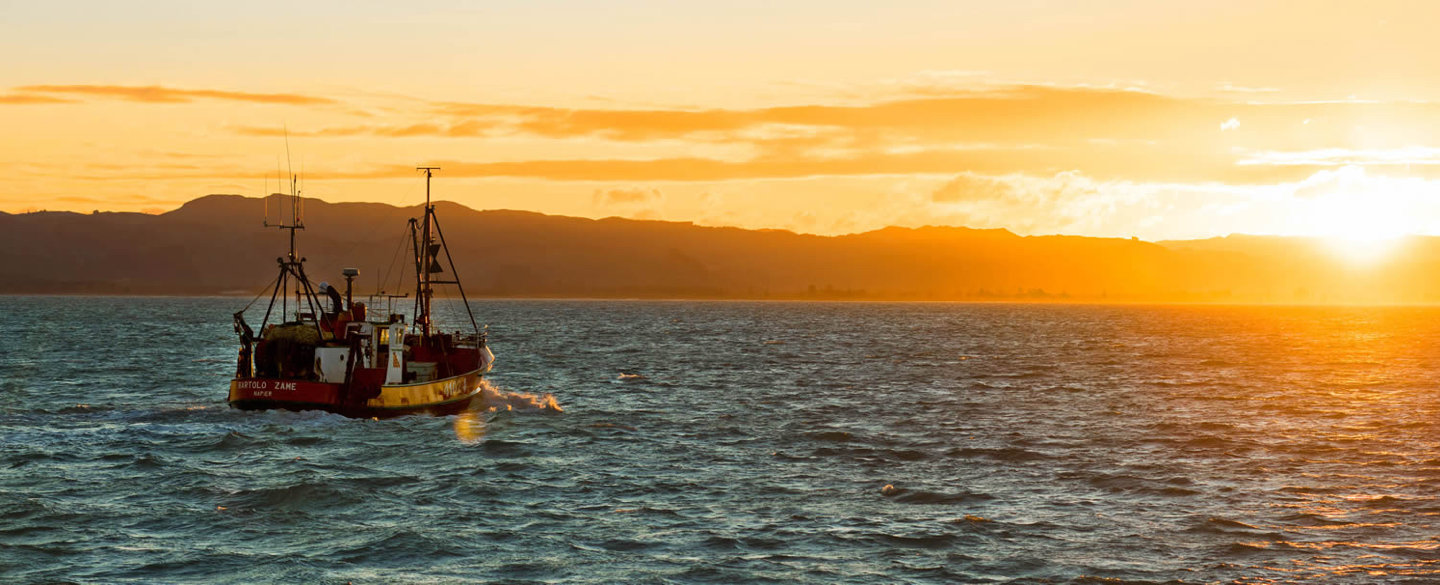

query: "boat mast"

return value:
[416, 166, 440, 338]
[283, 173, 303, 261]
[265, 169, 307, 319]
[404, 166, 482, 342]
[257, 152, 322, 330]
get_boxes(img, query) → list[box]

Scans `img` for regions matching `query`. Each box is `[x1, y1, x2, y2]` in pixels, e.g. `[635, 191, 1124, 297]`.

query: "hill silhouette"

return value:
[4, 194, 1440, 304]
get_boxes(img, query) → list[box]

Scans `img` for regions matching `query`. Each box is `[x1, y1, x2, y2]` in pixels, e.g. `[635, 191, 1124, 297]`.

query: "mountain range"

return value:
[4, 194, 1439, 304]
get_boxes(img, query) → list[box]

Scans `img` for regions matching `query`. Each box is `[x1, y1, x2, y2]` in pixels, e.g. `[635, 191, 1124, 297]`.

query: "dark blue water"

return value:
[5, 298, 1440, 583]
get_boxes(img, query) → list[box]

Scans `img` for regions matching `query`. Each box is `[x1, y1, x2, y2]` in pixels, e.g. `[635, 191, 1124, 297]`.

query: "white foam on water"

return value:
[477, 379, 563, 413]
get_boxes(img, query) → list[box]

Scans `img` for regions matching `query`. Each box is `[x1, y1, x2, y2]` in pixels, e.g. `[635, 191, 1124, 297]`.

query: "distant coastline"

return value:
[6, 194, 1440, 305]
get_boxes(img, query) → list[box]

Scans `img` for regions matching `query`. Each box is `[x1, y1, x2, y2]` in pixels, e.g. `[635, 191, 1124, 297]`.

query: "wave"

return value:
[57, 403, 107, 414]
[1204, 517, 1263, 531]
[331, 529, 467, 565]
[808, 430, 854, 442]
[1191, 517, 1289, 541]
[946, 447, 1053, 461]
[882, 485, 996, 505]
[1072, 472, 1202, 497]
[219, 481, 358, 512]
[477, 380, 563, 413]
[877, 532, 962, 548]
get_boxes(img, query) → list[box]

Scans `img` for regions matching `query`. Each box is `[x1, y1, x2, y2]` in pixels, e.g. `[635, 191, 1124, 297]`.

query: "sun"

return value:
[1305, 188, 1407, 265]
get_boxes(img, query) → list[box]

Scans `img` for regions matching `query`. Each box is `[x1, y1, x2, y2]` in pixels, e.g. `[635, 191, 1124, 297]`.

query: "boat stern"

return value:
[228, 378, 342, 411]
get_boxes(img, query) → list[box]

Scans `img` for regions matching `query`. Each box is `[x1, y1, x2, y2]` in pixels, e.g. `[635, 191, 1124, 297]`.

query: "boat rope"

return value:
[378, 222, 411, 298]
[429, 211, 481, 337]
[238, 274, 280, 314]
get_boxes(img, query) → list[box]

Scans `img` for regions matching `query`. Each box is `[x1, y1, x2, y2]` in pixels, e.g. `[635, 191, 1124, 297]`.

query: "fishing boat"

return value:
[228, 167, 495, 418]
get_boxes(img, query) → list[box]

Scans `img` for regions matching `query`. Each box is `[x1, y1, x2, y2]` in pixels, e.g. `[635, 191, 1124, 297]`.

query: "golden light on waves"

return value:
[452, 409, 487, 444]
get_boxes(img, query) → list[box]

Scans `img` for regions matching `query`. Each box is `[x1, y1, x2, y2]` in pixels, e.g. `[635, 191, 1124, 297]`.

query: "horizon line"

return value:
[8, 192, 1428, 244]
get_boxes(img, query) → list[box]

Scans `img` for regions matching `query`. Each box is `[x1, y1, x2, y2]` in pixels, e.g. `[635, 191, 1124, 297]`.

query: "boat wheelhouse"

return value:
[229, 167, 494, 417]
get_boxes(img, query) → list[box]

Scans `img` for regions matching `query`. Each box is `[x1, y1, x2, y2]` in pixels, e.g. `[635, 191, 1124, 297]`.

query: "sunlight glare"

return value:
[1307, 187, 1406, 265]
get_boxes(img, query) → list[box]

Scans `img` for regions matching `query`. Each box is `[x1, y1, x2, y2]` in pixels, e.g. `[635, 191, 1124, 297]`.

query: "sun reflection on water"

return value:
[452, 409, 487, 444]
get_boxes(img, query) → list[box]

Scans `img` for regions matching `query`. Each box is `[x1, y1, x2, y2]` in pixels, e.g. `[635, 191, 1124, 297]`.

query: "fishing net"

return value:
[254, 324, 322, 379]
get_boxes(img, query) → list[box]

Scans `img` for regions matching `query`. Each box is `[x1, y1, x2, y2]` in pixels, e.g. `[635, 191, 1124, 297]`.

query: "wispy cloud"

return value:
[422, 86, 1182, 143]
[592, 187, 664, 220]
[53, 194, 182, 206]
[207, 86, 1439, 158]
[222, 87, 1440, 187]
[0, 94, 73, 104]
[594, 187, 661, 205]
[313, 148, 1328, 185]
[233, 121, 497, 138]
[1216, 83, 1280, 94]
[932, 173, 1021, 203]
[1237, 147, 1440, 167]
[922, 171, 1134, 235]
[15, 85, 335, 105]
[27, 82, 1440, 193]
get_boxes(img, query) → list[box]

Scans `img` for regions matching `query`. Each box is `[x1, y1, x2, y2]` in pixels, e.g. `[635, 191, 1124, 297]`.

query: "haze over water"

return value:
[4, 297, 1440, 583]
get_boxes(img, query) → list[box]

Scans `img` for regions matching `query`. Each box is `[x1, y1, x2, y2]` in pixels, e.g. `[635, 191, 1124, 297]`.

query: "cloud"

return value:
[15, 85, 335, 105]
[234, 125, 368, 137]
[320, 144, 1325, 185]
[217, 85, 1440, 186]
[0, 94, 72, 104]
[1291, 165, 1372, 199]
[932, 174, 1018, 203]
[43, 144, 1410, 188]
[234, 120, 498, 138]
[430, 89, 1440, 162]
[594, 187, 661, 205]
[1216, 83, 1280, 94]
[694, 191, 746, 228]
[51, 193, 183, 207]
[423, 86, 1184, 144]
[592, 187, 664, 220]
[891, 166, 1440, 241]
[1237, 146, 1440, 167]
[30, 82, 1440, 191]
[916, 171, 1172, 235]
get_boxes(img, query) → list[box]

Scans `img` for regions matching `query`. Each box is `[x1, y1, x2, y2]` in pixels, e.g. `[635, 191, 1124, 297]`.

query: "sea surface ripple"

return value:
[4, 298, 1440, 583]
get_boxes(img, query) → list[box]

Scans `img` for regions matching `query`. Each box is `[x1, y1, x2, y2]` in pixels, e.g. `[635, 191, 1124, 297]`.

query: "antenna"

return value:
[284, 125, 293, 187]
[260, 135, 306, 261]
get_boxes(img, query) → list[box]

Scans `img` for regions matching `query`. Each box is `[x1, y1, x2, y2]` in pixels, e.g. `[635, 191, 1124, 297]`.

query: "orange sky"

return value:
[6, 1, 1440, 240]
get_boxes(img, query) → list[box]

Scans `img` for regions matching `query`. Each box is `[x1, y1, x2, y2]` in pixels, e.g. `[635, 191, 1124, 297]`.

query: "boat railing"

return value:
[453, 331, 486, 347]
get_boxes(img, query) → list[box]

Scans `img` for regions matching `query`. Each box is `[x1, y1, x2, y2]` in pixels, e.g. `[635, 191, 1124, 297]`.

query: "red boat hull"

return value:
[228, 370, 486, 418]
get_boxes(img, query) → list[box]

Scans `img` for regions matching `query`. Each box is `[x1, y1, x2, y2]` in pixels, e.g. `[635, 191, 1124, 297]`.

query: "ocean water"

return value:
[4, 298, 1440, 584]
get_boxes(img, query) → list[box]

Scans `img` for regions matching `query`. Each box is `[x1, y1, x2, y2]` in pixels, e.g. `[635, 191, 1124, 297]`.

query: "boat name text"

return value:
[237, 380, 298, 392]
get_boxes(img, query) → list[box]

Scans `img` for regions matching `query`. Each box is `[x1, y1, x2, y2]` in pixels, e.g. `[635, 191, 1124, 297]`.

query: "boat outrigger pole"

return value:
[409, 166, 482, 345]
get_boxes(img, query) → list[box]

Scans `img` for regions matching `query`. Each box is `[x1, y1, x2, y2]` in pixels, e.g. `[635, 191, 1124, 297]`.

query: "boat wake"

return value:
[478, 380, 563, 413]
